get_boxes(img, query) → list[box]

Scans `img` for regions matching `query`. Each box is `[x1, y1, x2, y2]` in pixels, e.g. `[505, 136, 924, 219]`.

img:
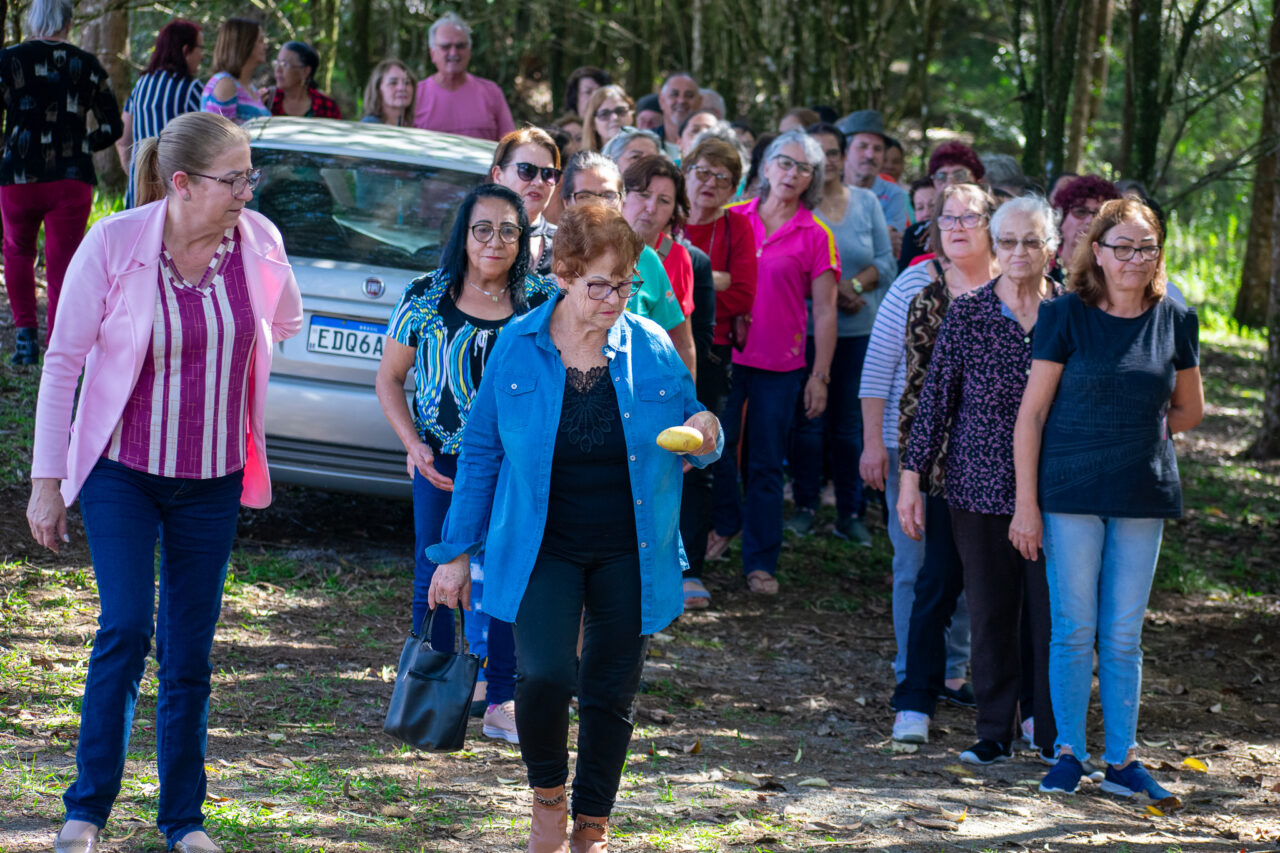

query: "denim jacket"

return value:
[427, 294, 723, 634]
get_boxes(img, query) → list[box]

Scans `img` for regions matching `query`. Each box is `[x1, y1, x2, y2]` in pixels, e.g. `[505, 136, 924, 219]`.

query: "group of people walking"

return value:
[13, 2, 1203, 851]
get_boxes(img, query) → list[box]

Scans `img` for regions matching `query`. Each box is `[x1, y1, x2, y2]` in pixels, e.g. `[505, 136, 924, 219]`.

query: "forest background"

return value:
[4, 0, 1280, 446]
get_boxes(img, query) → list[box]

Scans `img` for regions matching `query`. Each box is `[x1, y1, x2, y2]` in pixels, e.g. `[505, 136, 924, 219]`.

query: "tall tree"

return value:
[1006, 0, 1084, 181]
[1065, 0, 1101, 172]
[77, 0, 128, 193]
[1235, 0, 1280, 330]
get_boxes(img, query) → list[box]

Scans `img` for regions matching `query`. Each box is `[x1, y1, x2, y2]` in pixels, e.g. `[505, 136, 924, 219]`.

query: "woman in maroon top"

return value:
[681, 136, 757, 576]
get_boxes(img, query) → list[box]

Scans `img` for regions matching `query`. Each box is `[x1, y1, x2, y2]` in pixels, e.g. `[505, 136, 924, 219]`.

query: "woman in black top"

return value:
[0, 0, 122, 364]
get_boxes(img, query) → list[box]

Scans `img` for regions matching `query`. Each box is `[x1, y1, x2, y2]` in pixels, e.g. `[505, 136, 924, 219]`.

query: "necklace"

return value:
[467, 281, 505, 303]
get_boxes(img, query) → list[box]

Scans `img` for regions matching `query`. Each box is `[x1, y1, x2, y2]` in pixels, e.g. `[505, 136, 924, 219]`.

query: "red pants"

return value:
[1, 179, 94, 338]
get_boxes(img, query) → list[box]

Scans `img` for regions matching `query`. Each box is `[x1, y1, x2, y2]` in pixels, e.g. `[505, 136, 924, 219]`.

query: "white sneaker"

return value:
[482, 700, 520, 744]
[893, 710, 930, 744]
[1021, 716, 1035, 747]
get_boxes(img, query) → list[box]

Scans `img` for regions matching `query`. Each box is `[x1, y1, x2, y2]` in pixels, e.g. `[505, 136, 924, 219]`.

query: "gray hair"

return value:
[981, 153, 1024, 186]
[26, 0, 73, 36]
[989, 194, 1060, 256]
[758, 129, 825, 210]
[561, 150, 623, 202]
[699, 88, 727, 118]
[689, 122, 746, 170]
[602, 126, 663, 163]
[430, 12, 472, 46]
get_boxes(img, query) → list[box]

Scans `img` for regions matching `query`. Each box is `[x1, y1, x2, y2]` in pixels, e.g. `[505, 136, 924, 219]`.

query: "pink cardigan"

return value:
[31, 200, 303, 508]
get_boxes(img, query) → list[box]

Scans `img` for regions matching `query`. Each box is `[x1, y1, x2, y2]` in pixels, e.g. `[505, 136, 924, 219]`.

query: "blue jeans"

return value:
[1043, 512, 1164, 765]
[885, 448, 970, 682]
[463, 556, 517, 705]
[412, 456, 458, 650]
[792, 335, 868, 519]
[66, 459, 242, 845]
[712, 365, 805, 577]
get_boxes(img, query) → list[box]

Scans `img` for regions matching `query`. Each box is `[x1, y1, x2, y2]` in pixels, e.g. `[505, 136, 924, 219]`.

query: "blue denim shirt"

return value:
[427, 294, 723, 634]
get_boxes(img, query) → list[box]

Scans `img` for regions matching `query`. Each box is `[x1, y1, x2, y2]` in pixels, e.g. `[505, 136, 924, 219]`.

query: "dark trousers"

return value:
[712, 364, 806, 577]
[682, 344, 732, 579]
[950, 507, 1056, 749]
[791, 334, 869, 519]
[892, 494, 965, 715]
[513, 545, 648, 818]
[1, 179, 93, 336]
[66, 459, 242, 846]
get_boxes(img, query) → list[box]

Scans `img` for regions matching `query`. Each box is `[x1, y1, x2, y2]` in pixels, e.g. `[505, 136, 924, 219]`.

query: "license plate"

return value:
[306, 315, 385, 361]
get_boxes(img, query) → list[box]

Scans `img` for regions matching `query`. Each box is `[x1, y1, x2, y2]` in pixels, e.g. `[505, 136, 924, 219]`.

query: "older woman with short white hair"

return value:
[602, 126, 662, 171]
[710, 129, 840, 594]
[896, 194, 1061, 764]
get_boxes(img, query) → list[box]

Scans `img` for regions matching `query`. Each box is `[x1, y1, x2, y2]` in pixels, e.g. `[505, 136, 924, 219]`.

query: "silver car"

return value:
[245, 117, 495, 497]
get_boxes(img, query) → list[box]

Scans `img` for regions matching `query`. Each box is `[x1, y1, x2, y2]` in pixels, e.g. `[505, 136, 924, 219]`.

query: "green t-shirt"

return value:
[629, 244, 685, 331]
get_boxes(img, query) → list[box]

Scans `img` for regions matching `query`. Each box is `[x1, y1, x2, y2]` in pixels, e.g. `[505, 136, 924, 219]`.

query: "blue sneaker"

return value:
[1100, 761, 1173, 800]
[1039, 754, 1084, 793]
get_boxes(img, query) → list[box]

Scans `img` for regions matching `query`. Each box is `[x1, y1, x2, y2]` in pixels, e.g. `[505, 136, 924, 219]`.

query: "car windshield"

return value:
[248, 148, 483, 272]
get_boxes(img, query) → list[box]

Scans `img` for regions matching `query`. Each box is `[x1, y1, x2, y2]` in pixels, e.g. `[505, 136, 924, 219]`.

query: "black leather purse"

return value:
[383, 608, 479, 752]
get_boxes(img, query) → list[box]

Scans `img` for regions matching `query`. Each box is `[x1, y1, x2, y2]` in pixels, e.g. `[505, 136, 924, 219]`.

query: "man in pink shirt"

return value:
[413, 13, 515, 141]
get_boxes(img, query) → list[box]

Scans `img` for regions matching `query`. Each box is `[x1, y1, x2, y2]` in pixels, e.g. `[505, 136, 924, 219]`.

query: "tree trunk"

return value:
[1250, 151, 1280, 457]
[77, 0, 128, 194]
[350, 0, 372, 102]
[1086, 0, 1113, 140]
[1124, 0, 1163, 184]
[1040, 0, 1083, 180]
[1065, 0, 1099, 172]
[316, 0, 340, 92]
[1235, 0, 1280, 330]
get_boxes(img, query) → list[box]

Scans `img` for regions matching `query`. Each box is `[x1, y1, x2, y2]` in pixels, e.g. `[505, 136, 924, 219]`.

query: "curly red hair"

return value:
[927, 142, 985, 182]
[1053, 174, 1119, 213]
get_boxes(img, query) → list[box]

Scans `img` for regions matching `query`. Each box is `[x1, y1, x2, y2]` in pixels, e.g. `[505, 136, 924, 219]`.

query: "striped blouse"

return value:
[106, 230, 256, 479]
[858, 260, 939, 449]
[201, 72, 270, 124]
[122, 71, 203, 208]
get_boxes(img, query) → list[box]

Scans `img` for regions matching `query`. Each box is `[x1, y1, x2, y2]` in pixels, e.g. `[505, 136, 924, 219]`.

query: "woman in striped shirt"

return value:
[200, 17, 270, 125]
[117, 19, 205, 208]
[28, 111, 302, 853]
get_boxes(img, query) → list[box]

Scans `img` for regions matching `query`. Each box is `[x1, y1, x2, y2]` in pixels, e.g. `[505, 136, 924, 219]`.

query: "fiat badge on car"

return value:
[363, 277, 385, 299]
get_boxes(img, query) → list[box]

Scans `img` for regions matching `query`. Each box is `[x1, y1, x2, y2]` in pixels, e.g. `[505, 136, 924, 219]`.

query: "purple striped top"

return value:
[106, 231, 256, 479]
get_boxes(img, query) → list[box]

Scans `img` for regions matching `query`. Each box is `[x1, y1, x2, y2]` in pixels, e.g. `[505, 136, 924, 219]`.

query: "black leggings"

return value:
[513, 545, 648, 818]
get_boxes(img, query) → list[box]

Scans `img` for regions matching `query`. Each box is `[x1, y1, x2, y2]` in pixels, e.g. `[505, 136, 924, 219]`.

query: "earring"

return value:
[183, 193, 192, 201]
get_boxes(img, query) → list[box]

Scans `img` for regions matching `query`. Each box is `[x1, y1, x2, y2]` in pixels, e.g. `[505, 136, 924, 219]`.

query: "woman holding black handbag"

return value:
[427, 205, 722, 853]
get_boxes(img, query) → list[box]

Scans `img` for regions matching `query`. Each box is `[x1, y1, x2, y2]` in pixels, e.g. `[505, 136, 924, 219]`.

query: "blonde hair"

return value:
[134, 112, 251, 206]
[580, 85, 634, 153]
[362, 59, 417, 124]
[211, 17, 261, 78]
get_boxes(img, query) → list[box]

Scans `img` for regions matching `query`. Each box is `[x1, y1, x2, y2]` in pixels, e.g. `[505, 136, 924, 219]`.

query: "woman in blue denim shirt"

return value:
[427, 205, 721, 853]
[1011, 199, 1203, 800]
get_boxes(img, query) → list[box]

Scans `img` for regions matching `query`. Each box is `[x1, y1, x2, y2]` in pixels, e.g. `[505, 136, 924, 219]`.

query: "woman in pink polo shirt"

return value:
[26, 111, 302, 853]
[709, 129, 840, 594]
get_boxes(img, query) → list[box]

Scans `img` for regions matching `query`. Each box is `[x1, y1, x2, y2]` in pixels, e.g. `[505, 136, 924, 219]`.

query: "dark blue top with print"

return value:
[1033, 292, 1199, 518]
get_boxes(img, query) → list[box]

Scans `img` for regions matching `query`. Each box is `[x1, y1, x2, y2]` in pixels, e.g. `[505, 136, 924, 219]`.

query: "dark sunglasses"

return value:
[513, 162, 561, 183]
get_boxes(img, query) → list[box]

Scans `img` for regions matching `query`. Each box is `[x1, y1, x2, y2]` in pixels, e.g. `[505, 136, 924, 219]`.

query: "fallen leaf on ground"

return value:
[909, 815, 959, 831]
[1182, 757, 1209, 772]
[798, 777, 829, 788]
[756, 777, 787, 791]
[944, 764, 975, 778]
[249, 756, 276, 769]
[1208, 703, 1223, 714]
[380, 804, 411, 818]
[266, 732, 286, 743]
[683, 738, 701, 754]
[890, 741, 918, 754]
[728, 771, 759, 786]
[939, 806, 967, 823]
[642, 708, 675, 724]
[1151, 795, 1183, 814]
[205, 792, 228, 803]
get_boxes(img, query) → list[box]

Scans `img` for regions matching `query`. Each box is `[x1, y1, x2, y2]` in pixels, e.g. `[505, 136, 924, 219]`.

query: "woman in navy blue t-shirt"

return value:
[1010, 199, 1203, 800]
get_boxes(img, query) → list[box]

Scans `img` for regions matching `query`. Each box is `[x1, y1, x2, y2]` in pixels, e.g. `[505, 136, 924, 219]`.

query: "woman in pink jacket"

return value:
[26, 111, 302, 853]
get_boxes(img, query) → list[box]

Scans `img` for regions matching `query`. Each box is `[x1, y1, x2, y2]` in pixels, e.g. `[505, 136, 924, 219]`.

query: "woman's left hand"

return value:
[803, 376, 828, 419]
[683, 410, 720, 456]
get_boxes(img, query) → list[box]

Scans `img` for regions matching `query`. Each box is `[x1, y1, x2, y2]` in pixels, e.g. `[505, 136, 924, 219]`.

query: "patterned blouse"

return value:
[270, 87, 342, 119]
[901, 278, 1062, 514]
[386, 268, 558, 455]
[200, 72, 270, 124]
[898, 275, 952, 497]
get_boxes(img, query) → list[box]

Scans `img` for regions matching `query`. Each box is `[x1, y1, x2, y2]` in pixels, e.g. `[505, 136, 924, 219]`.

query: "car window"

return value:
[249, 148, 484, 272]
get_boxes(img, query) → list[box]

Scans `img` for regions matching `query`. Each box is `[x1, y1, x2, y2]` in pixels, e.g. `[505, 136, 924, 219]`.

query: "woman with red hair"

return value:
[928, 141, 986, 189]
[1052, 175, 1120, 274]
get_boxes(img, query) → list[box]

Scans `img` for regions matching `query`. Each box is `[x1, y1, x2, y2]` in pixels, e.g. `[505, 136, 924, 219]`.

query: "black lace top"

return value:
[541, 365, 637, 553]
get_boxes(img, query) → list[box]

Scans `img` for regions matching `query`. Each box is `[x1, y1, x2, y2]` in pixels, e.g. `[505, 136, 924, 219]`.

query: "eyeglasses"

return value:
[513, 162, 561, 183]
[931, 167, 973, 183]
[937, 212, 987, 231]
[1069, 205, 1101, 221]
[688, 164, 732, 187]
[572, 190, 622, 204]
[772, 154, 815, 177]
[470, 222, 523, 244]
[188, 168, 261, 197]
[580, 274, 641, 301]
[1098, 242, 1161, 261]
[273, 59, 306, 70]
[594, 106, 632, 121]
[995, 237, 1046, 252]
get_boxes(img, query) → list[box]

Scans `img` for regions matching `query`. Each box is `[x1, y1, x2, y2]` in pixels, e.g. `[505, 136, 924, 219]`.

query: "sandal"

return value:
[706, 530, 736, 561]
[745, 570, 779, 595]
[683, 578, 711, 609]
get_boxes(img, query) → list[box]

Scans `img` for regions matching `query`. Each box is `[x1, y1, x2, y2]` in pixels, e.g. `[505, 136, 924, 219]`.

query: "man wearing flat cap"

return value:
[838, 109, 909, 254]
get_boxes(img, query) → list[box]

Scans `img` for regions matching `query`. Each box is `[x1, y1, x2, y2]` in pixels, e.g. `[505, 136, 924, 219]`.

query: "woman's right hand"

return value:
[27, 479, 68, 553]
[407, 441, 454, 491]
[896, 471, 925, 541]
[427, 555, 472, 611]
[1009, 503, 1043, 561]
[860, 438, 890, 491]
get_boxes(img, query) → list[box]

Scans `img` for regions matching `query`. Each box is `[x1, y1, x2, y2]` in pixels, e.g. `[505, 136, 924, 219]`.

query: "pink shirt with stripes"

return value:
[106, 230, 256, 479]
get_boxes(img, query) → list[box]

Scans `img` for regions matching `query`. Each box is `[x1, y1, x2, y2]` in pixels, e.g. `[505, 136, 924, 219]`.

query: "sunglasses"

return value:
[996, 237, 1046, 251]
[931, 167, 973, 183]
[595, 106, 632, 121]
[512, 162, 561, 183]
[688, 164, 733, 187]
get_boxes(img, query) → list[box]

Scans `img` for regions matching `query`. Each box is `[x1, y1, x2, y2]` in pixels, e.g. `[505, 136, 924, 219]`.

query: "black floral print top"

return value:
[901, 278, 1061, 515]
[0, 39, 123, 185]
[899, 274, 952, 497]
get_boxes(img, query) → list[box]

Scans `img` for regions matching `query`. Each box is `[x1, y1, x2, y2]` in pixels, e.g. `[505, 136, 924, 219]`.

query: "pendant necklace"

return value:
[467, 281, 504, 303]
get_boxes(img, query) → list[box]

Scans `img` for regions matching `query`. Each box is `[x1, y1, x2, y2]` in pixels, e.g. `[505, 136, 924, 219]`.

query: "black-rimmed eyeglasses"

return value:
[1098, 242, 1161, 261]
[471, 222, 523, 244]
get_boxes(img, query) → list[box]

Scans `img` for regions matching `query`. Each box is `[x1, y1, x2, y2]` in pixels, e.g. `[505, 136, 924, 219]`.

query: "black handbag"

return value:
[383, 607, 479, 752]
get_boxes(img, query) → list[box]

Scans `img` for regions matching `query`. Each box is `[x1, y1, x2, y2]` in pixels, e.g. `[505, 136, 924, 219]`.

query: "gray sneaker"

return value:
[834, 515, 872, 547]
[783, 508, 815, 537]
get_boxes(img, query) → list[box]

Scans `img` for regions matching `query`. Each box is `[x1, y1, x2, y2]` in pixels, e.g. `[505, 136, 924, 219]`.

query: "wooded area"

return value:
[3, 0, 1279, 449]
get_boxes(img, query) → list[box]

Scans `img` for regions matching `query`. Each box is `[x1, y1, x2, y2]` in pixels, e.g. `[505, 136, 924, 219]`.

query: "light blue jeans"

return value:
[886, 448, 970, 683]
[1043, 512, 1164, 765]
